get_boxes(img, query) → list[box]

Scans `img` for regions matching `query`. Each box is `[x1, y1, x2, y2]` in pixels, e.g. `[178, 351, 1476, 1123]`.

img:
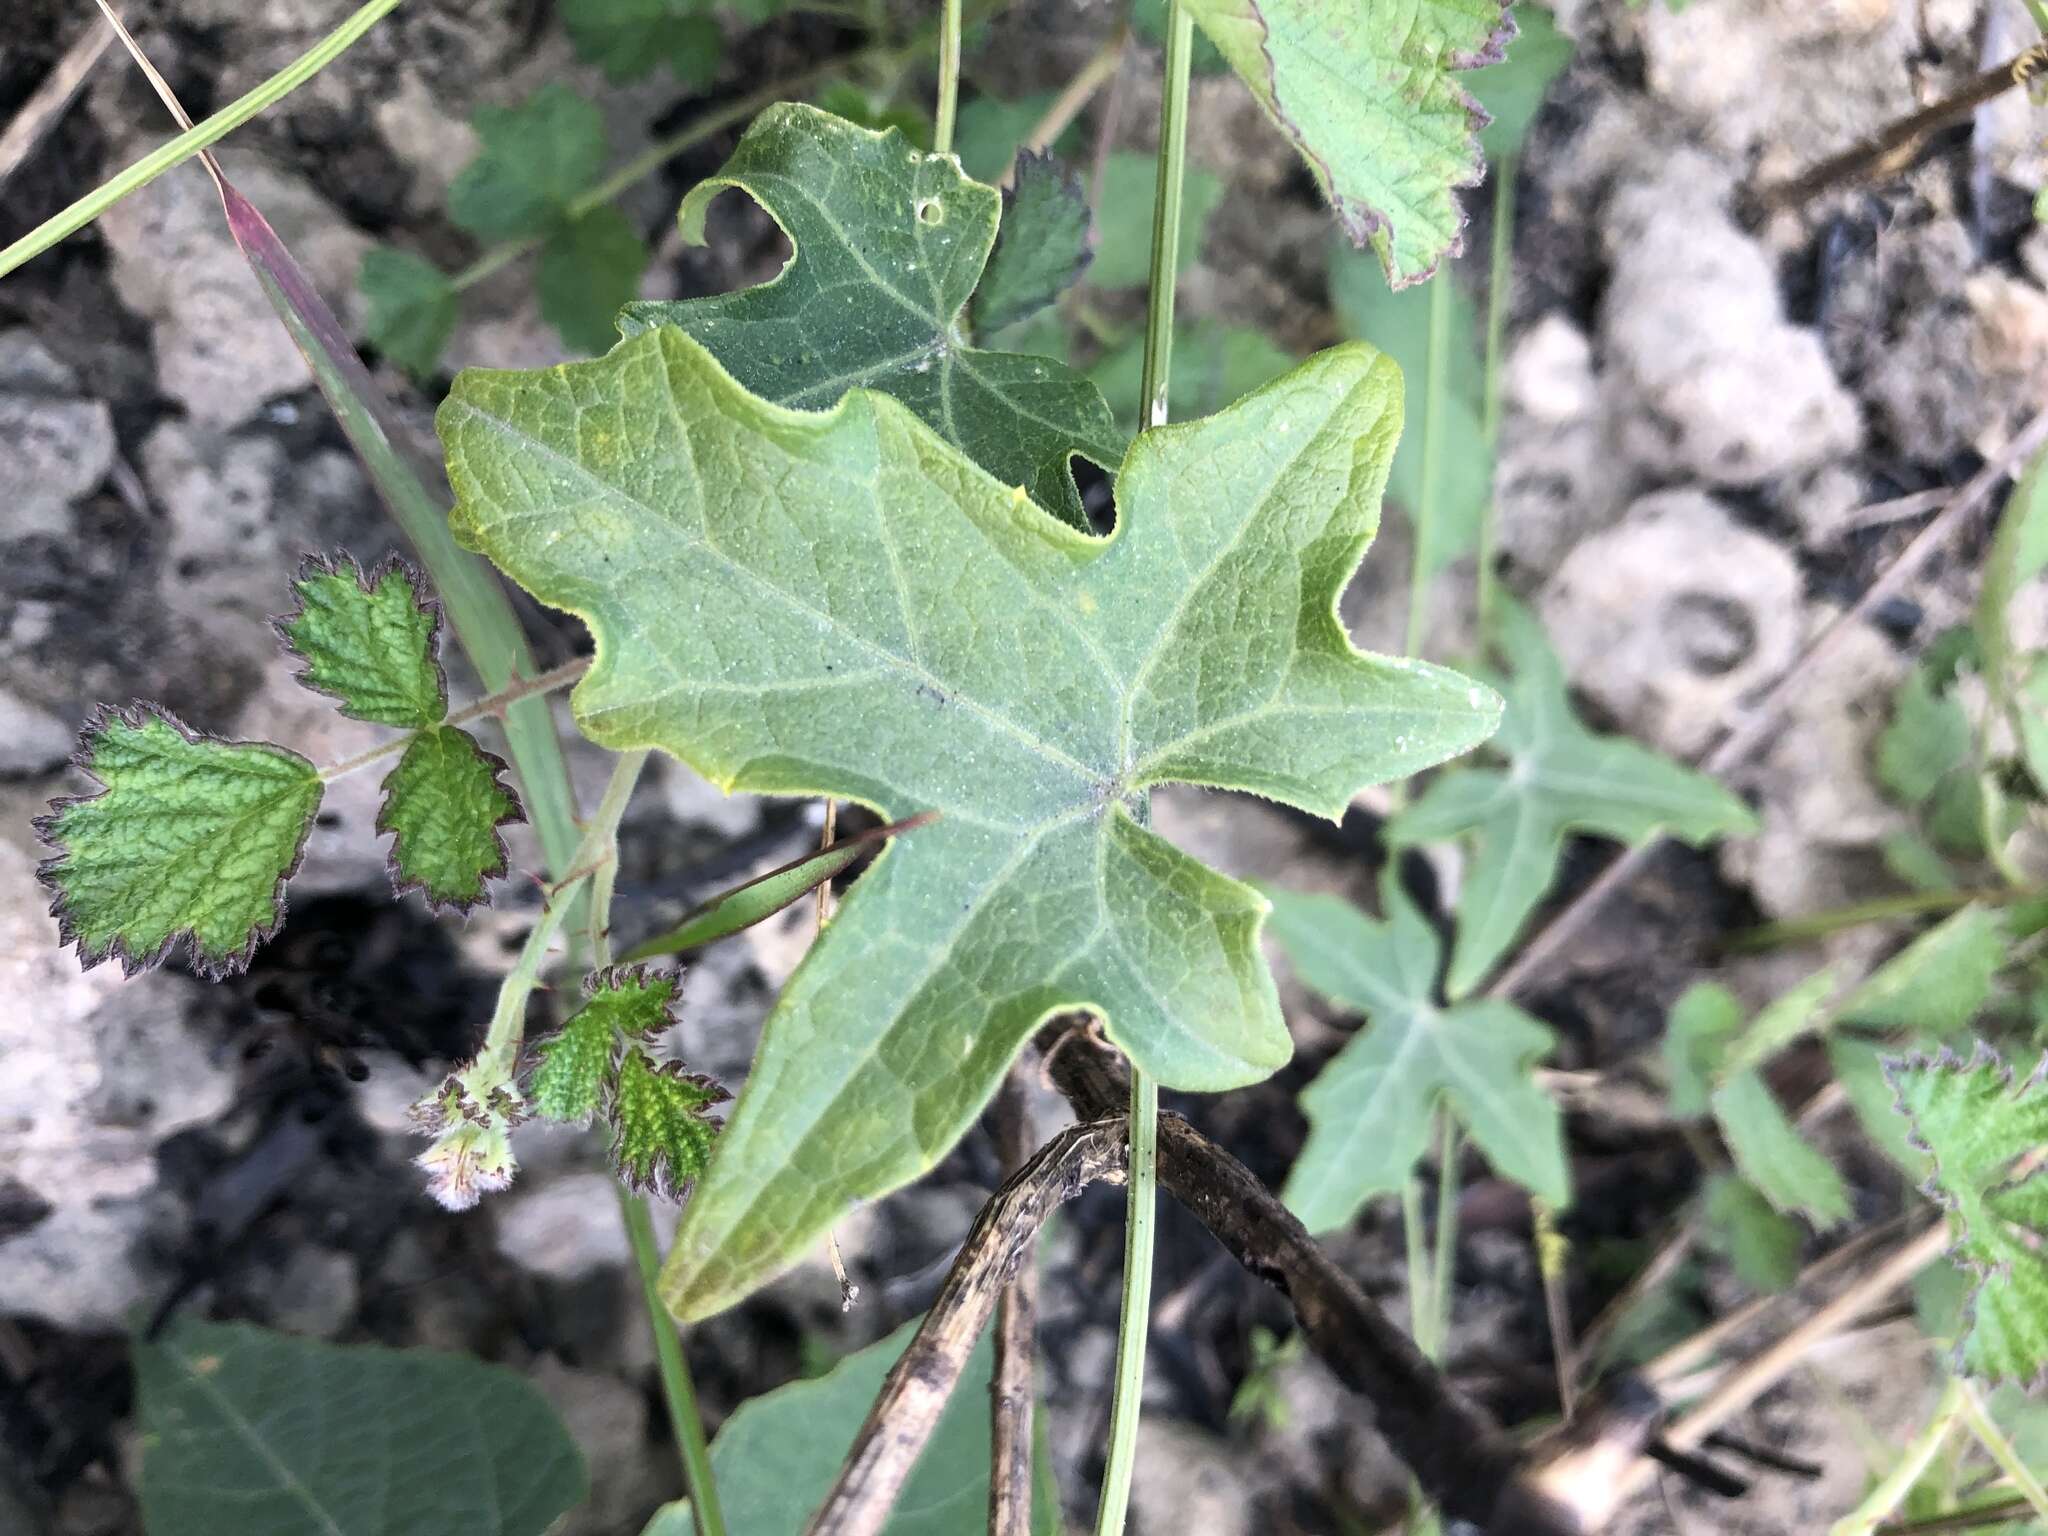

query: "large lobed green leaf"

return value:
[1182, 0, 1514, 285]
[134, 1319, 585, 1536]
[37, 707, 321, 979]
[439, 326, 1499, 1317]
[1887, 1046, 2048, 1382]
[1389, 602, 1756, 997]
[620, 104, 1124, 528]
[1264, 873, 1567, 1232]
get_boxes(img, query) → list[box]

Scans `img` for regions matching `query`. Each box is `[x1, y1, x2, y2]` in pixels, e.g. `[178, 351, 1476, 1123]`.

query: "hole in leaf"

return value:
[1073, 456, 1116, 535]
[915, 197, 943, 226]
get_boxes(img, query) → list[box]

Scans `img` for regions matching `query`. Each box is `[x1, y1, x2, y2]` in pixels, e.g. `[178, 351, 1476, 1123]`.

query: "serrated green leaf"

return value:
[531, 967, 681, 1123]
[539, 206, 649, 356]
[278, 553, 445, 728]
[1878, 662, 1974, 809]
[1181, 0, 1512, 284]
[1711, 1069, 1851, 1229]
[608, 1046, 729, 1200]
[448, 86, 609, 243]
[1089, 151, 1224, 290]
[1829, 1035, 1932, 1178]
[36, 707, 321, 979]
[1840, 905, 2008, 1035]
[359, 246, 458, 377]
[1264, 874, 1567, 1230]
[971, 153, 1092, 335]
[1718, 968, 1836, 1082]
[377, 725, 520, 912]
[1330, 242, 1487, 578]
[682, 1318, 1057, 1536]
[439, 328, 1500, 1317]
[620, 104, 1123, 527]
[1702, 1173, 1802, 1292]
[134, 1318, 584, 1536]
[1472, 3, 1573, 163]
[1388, 601, 1757, 997]
[1887, 1046, 2048, 1381]
[1090, 319, 1294, 436]
[561, 0, 723, 84]
[1664, 982, 1743, 1119]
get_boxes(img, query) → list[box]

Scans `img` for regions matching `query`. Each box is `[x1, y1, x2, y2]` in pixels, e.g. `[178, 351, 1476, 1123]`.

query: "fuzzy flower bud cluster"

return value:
[410, 1065, 526, 1210]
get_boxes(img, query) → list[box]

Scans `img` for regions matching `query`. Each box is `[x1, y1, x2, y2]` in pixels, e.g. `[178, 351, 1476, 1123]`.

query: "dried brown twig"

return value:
[987, 1069, 1039, 1536]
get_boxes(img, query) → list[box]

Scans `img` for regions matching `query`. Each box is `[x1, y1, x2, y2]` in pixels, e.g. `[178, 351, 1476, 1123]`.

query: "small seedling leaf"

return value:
[621, 104, 1124, 527]
[1839, 904, 2008, 1035]
[1180, 0, 1514, 284]
[607, 1045, 730, 1201]
[539, 206, 651, 356]
[449, 86, 610, 243]
[277, 552, 445, 728]
[440, 329, 1500, 1317]
[135, 1318, 585, 1536]
[1702, 1172, 1803, 1292]
[1887, 1046, 2048, 1382]
[1711, 1069, 1851, 1229]
[1717, 967, 1835, 1083]
[1662, 982, 1745, 1120]
[377, 725, 521, 912]
[531, 967, 681, 1124]
[971, 153, 1093, 335]
[1389, 601, 1756, 996]
[359, 246, 459, 378]
[37, 707, 321, 978]
[1264, 873, 1568, 1230]
[561, 0, 723, 85]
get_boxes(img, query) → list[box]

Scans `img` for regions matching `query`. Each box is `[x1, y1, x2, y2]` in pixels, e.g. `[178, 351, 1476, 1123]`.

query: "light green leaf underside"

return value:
[531, 969, 680, 1124]
[1389, 601, 1756, 997]
[438, 326, 1500, 1317]
[686, 1319, 1057, 1536]
[134, 1319, 584, 1536]
[376, 725, 519, 911]
[1887, 1047, 2048, 1382]
[280, 555, 445, 727]
[1264, 876, 1567, 1231]
[38, 709, 321, 979]
[1181, 0, 1513, 285]
[619, 103, 1123, 528]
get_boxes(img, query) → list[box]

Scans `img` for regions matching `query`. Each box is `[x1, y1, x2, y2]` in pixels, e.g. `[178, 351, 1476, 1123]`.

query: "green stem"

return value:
[1476, 155, 1515, 639]
[933, 0, 963, 156]
[1095, 1070, 1159, 1536]
[1728, 886, 2035, 951]
[1405, 269, 1453, 658]
[0, 0, 406, 280]
[316, 658, 591, 783]
[1401, 1175, 1435, 1359]
[1091, 14, 1193, 1533]
[1429, 1116, 1459, 1355]
[1957, 1381, 2048, 1525]
[621, 1186, 728, 1536]
[1831, 1377, 1966, 1536]
[2026, 0, 2048, 36]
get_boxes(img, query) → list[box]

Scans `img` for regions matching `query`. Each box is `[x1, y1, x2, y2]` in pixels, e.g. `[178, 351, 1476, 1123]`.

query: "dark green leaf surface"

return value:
[134, 1319, 585, 1536]
[448, 86, 609, 243]
[359, 246, 458, 377]
[608, 1047, 729, 1201]
[1389, 603, 1756, 996]
[561, 0, 723, 84]
[376, 725, 520, 911]
[531, 968, 681, 1124]
[1264, 874, 1567, 1229]
[37, 708, 321, 978]
[1888, 1046, 2048, 1381]
[540, 207, 650, 356]
[1181, 0, 1513, 284]
[972, 153, 1092, 335]
[620, 104, 1123, 526]
[439, 328, 1499, 1316]
[1662, 982, 1743, 1120]
[1702, 1173, 1802, 1292]
[278, 553, 445, 728]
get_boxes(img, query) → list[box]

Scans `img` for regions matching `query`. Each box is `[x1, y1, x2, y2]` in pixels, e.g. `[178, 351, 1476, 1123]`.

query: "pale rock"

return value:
[529, 1357, 676, 1535]
[1781, 462, 1869, 547]
[494, 1171, 632, 1283]
[1967, 271, 2048, 423]
[1601, 160, 1862, 486]
[98, 150, 370, 429]
[372, 69, 481, 215]
[267, 1246, 359, 1338]
[0, 690, 76, 778]
[1540, 490, 1805, 757]
[0, 329, 116, 538]
[658, 756, 761, 838]
[1129, 1420, 1259, 1536]
[1495, 315, 1631, 576]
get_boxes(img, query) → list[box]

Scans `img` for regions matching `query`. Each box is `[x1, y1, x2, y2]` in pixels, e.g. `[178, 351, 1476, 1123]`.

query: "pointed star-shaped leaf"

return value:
[376, 726, 520, 912]
[36, 706, 321, 978]
[1887, 1046, 2048, 1383]
[277, 553, 446, 728]
[618, 104, 1124, 528]
[530, 966, 682, 1124]
[438, 327, 1500, 1317]
[1181, 0, 1514, 285]
[1263, 872, 1567, 1232]
[1387, 602, 1756, 997]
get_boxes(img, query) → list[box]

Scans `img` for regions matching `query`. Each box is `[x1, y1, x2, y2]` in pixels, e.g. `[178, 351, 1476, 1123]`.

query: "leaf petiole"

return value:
[316, 657, 590, 783]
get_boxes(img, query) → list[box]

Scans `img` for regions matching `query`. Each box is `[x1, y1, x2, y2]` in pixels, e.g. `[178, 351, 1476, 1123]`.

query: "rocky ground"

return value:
[4, 0, 2045, 1532]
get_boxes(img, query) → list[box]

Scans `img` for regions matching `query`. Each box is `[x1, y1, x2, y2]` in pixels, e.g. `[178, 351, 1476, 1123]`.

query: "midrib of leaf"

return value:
[162, 1338, 348, 1536]
[1432, 1008, 1554, 1180]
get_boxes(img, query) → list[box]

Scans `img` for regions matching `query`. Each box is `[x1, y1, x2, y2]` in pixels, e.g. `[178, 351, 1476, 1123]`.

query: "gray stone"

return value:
[0, 329, 115, 538]
[267, 1246, 359, 1338]
[0, 690, 76, 778]
[494, 1171, 632, 1283]
[529, 1357, 676, 1535]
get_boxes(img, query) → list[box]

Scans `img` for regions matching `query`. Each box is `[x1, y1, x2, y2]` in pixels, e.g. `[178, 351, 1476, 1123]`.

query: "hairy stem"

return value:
[1431, 1116, 1461, 1357]
[1135, 0, 1195, 431]
[315, 657, 592, 783]
[933, 0, 963, 155]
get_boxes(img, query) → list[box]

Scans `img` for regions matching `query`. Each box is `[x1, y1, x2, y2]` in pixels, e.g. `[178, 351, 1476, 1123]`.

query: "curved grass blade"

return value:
[620, 812, 938, 963]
